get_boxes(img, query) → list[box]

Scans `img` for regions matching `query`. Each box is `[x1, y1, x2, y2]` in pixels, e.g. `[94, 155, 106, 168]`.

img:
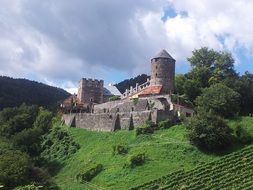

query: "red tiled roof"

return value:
[138, 85, 162, 96]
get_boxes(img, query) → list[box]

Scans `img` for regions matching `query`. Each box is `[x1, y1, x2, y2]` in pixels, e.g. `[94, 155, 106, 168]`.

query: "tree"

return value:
[174, 74, 187, 95]
[187, 47, 237, 89]
[0, 105, 39, 138]
[174, 75, 201, 104]
[12, 127, 43, 157]
[188, 47, 219, 68]
[33, 109, 53, 133]
[0, 150, 30, 189]
[237, 72, 253, 115]
[196, 83, 240, 118]
[187, 112, 233, 151]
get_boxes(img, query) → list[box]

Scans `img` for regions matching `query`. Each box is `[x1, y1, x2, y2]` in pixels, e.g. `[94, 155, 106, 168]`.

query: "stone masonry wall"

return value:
[62, 110, 154, 132]
[94, 99, 149, 114]
[150, 58, 175, 94]
[62, 96, 179, 132]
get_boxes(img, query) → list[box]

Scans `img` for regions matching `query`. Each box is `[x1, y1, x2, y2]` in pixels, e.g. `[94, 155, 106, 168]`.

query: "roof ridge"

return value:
[152, 49, 175, 60]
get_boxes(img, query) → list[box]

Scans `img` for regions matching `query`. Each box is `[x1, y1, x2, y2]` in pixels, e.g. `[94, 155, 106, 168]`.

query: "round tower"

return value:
[150, 49, 175, 94]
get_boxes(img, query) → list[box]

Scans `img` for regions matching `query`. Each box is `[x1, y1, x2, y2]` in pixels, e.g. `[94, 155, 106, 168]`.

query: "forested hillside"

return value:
[115, 74, 150, 93]
[0, 76, 70, 110]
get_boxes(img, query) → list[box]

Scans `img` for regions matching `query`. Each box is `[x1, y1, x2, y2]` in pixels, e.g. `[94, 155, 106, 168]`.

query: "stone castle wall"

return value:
[62, 110, 154, 132]
[62, 96, 177, 132]
[93, 98, 149, 113]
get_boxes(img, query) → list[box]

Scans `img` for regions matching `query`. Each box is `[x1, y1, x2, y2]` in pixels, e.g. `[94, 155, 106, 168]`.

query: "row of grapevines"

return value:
[132, 145, 253, 190]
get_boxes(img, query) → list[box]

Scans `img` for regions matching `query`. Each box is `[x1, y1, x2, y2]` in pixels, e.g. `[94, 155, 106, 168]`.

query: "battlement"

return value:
[80, 78, 104, 86]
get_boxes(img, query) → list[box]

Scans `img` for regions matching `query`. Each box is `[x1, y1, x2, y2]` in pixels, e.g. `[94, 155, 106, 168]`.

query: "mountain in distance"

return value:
[0, 76, 70, 110]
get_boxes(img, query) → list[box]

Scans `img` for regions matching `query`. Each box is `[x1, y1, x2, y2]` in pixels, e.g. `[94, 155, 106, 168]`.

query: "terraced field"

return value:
[132, 145, 253, 190]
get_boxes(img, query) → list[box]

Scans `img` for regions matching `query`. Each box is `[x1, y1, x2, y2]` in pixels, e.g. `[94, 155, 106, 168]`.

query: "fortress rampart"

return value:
[62, 50, 194, 131]
[62, 96, 175, 131]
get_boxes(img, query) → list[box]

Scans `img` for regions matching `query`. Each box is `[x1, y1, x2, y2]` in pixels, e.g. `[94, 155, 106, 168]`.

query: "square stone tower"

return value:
[77, 78, 104, 104]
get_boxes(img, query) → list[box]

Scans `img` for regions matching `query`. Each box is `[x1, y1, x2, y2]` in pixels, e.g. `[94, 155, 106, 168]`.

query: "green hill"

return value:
[52, 117, 253, 190]
[0, 76, 70, 110]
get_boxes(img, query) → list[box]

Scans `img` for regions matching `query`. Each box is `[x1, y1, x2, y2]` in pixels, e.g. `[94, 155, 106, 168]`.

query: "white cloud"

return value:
[0, 0, 252, 91]
[166, 0, 253, 53]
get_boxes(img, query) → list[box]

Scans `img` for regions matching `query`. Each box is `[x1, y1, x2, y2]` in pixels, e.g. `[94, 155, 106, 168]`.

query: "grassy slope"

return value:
[54, 117, 253, 190]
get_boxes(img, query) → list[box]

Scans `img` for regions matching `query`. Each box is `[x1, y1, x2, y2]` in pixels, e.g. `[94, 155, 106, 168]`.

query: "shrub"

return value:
[112, 144, 128, 155]
[0, 150, 30, 189]
[158, 119, 173, 129]
[34, 109, 53, 133]
[127, 153, 146, 168]
[235, 124, 252, 144]
[41, 127, 80, 162]
[109, 96, 120, 101]
[187, 111, 233, 151]
[76, 163, 103, 182]
[135, 121, 155, 136]
[132, 98, 139, 105]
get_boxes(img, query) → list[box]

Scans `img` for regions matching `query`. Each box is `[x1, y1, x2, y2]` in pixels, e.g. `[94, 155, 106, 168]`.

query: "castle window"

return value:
[103, 108, 106, 113]
[156, 65, 158, 69]
[117, 108, 119, 112]
[131, 107, 134, 111]
[155, 73, 157, 77]
[90, 98, 93, 102]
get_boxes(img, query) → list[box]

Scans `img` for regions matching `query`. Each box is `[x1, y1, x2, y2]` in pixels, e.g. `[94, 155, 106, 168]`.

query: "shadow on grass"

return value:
[46, 160, 64, 177]
[197, 140, 252, 157]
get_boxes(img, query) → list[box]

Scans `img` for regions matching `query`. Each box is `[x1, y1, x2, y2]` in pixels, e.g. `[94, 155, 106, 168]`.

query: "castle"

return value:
[62, 50, 194, 131]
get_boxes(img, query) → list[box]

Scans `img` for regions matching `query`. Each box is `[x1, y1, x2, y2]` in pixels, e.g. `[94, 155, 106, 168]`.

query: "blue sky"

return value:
[0, 0, 252, 93]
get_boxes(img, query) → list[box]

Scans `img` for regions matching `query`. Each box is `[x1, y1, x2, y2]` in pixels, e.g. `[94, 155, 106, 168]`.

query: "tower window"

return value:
[155, 73, 157, 77]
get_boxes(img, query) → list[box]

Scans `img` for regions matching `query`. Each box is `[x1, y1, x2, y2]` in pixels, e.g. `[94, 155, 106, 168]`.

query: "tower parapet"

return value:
[77, 78, 104, 104]
[150, 49, 175, 94]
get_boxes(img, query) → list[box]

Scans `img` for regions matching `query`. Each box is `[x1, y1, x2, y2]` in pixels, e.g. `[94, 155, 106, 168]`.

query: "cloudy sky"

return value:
[1, 0, 253, 93]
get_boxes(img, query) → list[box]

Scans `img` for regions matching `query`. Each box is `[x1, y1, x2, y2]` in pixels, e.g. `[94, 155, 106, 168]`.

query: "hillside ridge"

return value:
[0, 76, 70, 110]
